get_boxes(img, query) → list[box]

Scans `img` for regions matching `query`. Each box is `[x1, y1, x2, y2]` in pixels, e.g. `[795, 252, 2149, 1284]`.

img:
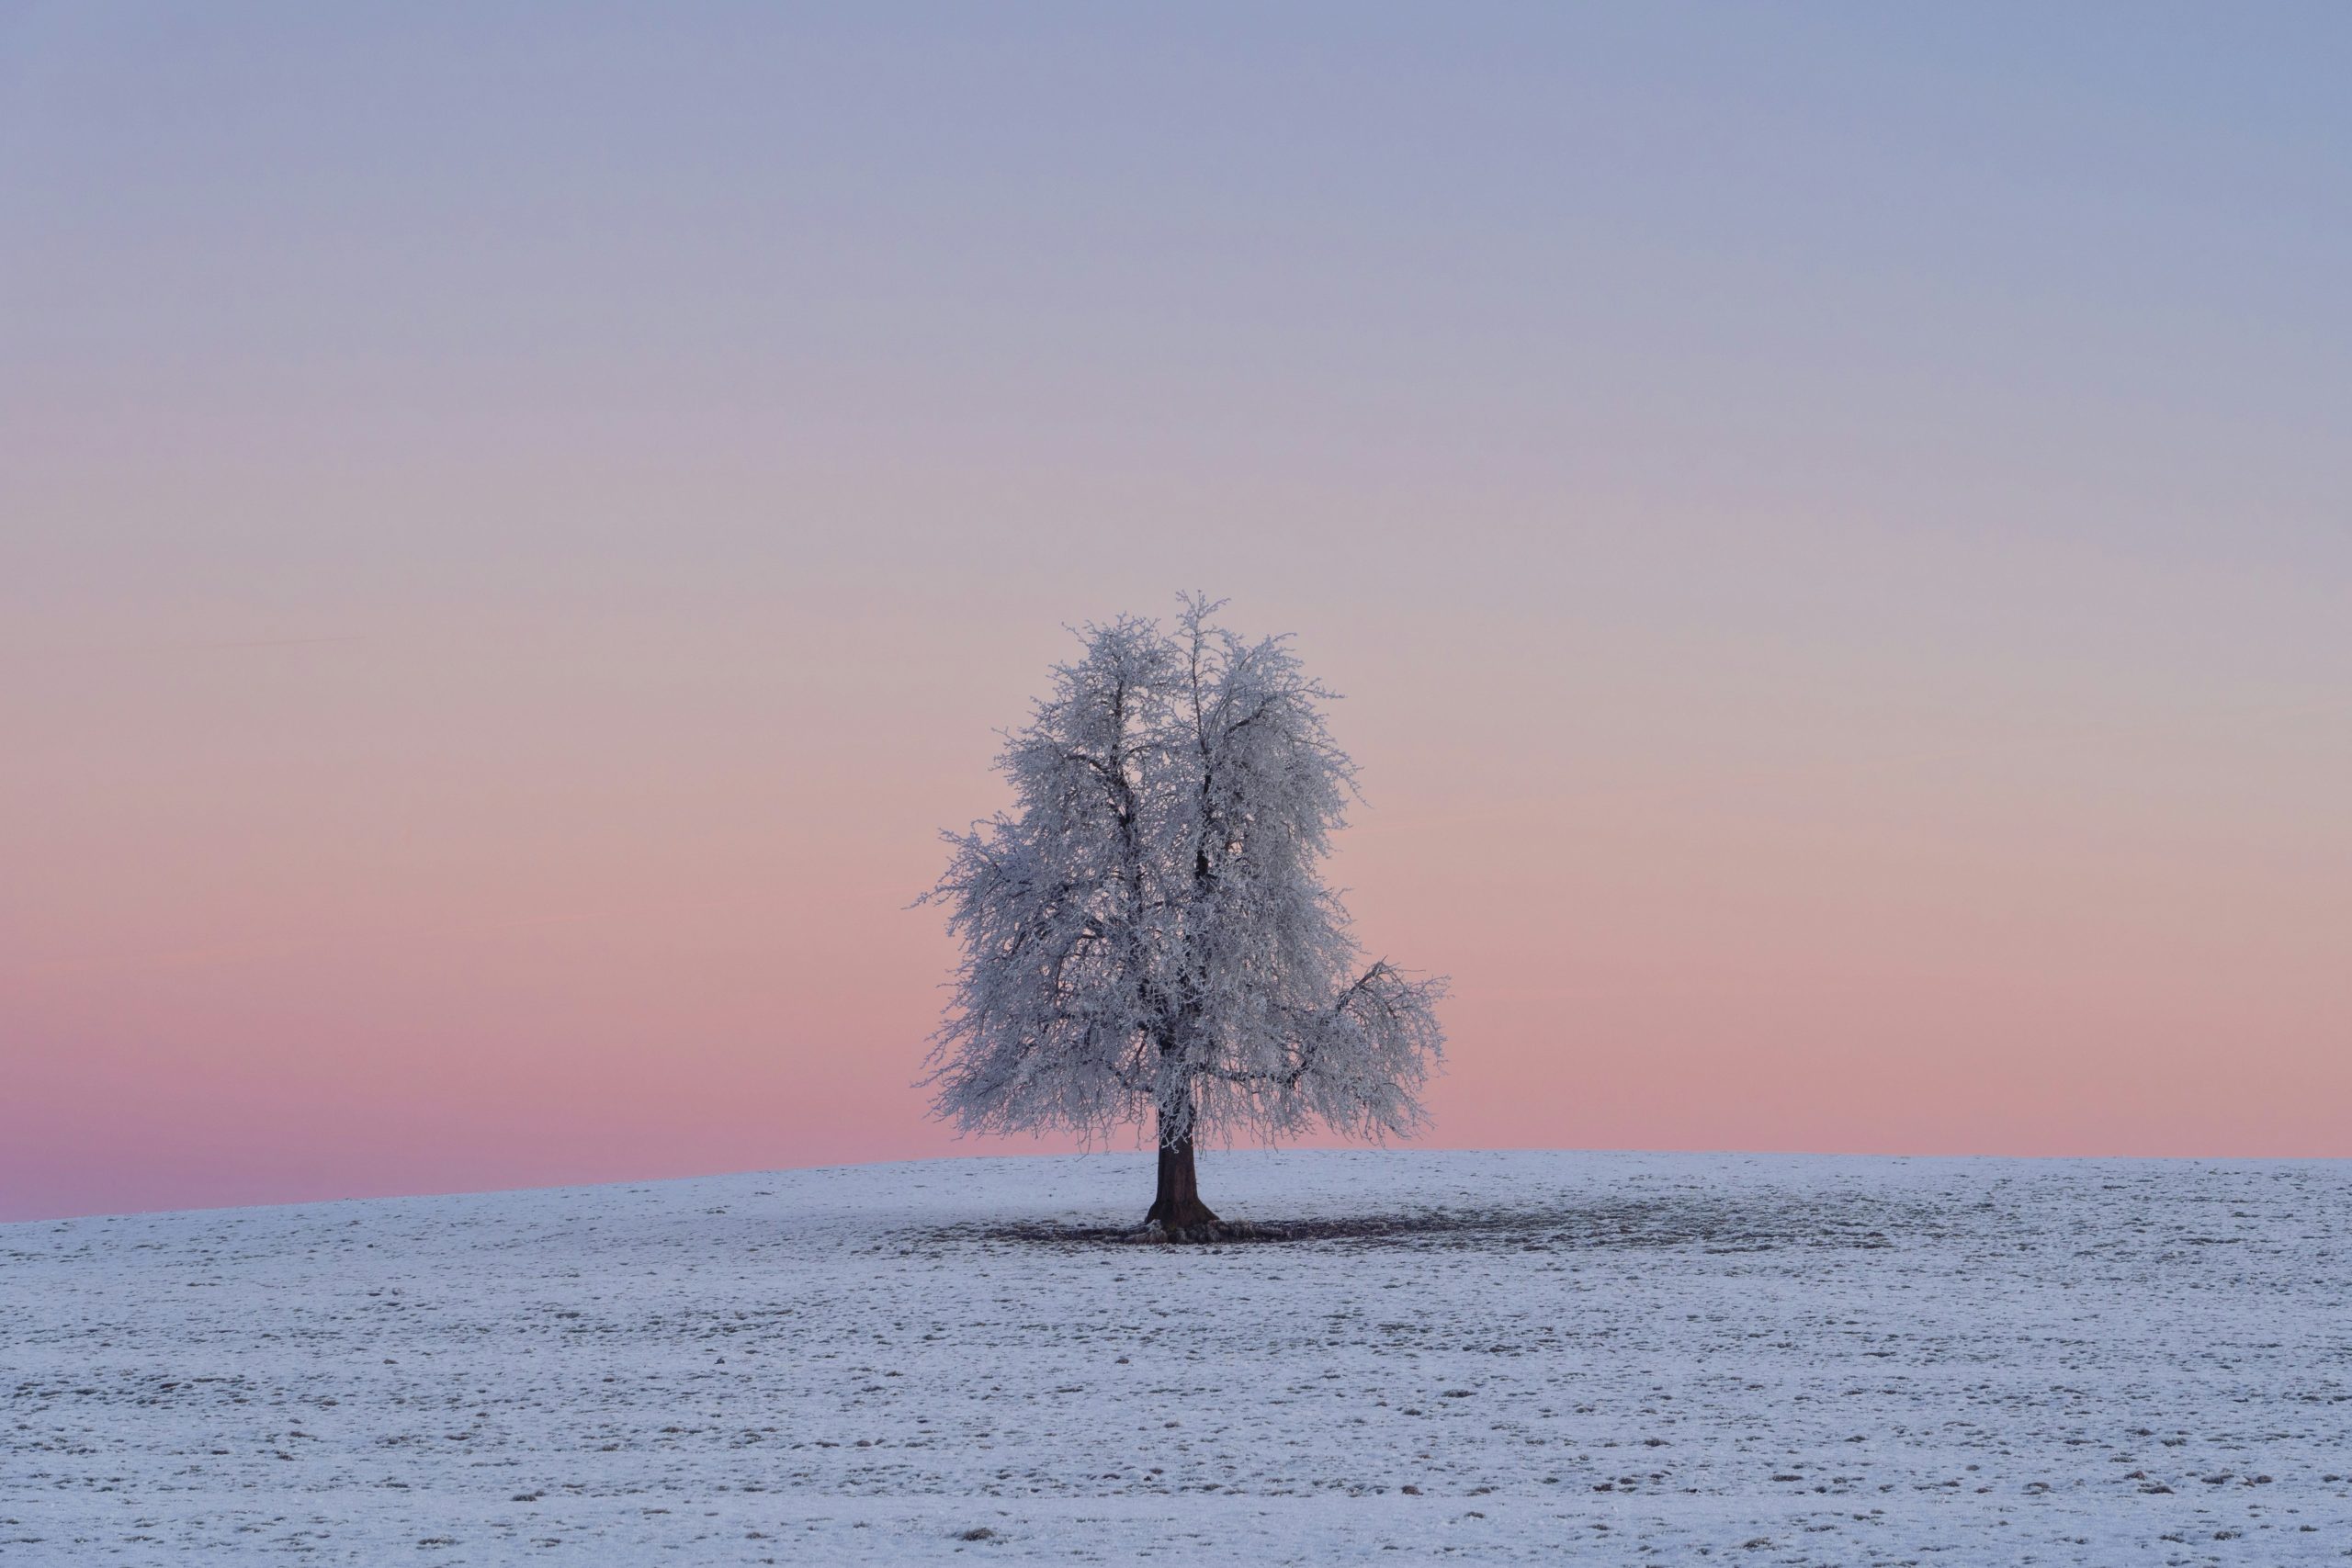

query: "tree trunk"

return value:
[1142, 1132, 1224, 1240]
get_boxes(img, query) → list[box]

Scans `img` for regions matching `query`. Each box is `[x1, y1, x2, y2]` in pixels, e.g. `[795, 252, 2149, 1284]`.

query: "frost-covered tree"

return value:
[922, 596, 1445, 1239]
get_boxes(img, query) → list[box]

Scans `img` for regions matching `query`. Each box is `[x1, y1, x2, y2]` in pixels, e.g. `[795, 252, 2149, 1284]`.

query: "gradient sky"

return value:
[6, 4, 2349, 1222]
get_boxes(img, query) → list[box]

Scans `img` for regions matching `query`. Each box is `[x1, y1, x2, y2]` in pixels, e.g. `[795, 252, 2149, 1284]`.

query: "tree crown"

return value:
[922, 596, 1445, 1147]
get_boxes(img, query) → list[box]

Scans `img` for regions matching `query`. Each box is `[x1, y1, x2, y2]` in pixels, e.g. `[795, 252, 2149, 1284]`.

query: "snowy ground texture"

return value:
[6, 1151, 2352, 1565]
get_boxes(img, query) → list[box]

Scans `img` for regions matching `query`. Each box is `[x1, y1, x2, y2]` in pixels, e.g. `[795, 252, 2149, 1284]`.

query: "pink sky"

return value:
[8, 514, 2347, 1221]
[6, 8, 2349, 1220]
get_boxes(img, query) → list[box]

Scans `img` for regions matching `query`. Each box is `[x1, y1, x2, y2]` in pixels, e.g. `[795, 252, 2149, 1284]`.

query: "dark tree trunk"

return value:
[1142, 1132, 1224, 1241]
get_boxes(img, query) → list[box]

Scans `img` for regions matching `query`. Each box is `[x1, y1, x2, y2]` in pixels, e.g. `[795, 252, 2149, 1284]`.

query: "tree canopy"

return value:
[922, 597, 1445, 1190]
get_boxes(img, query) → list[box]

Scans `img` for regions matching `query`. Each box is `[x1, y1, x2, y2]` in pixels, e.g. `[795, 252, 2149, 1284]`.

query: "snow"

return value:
[6, 1149, 2350, 1564]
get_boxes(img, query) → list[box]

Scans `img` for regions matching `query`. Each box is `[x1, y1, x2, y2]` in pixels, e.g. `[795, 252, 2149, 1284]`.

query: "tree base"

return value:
[1132, 1218, 1261, 1243]
[1136, 1195, 1229, 1244]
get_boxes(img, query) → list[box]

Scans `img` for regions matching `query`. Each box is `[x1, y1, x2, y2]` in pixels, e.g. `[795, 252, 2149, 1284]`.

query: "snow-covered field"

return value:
[6, 1150, 2350, 1565]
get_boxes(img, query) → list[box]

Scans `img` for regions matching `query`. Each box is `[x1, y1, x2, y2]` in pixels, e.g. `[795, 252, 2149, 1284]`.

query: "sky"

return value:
[4, 3, 2348, 1222]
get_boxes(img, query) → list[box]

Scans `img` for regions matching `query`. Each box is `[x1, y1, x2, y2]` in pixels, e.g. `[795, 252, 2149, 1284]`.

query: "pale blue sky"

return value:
[8, 4, 2348, 587]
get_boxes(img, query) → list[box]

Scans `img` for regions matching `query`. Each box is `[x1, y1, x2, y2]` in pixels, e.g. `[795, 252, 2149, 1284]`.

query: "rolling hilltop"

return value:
[6, 1150, 2348, 1563]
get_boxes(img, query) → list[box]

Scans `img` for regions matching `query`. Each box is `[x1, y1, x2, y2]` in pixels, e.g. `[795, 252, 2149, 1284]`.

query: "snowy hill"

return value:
[6, 1149, 2350, 1564]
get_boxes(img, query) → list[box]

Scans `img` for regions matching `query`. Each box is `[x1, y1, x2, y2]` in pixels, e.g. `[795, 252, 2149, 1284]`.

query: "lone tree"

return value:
[922, 596, 1445, 1239]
